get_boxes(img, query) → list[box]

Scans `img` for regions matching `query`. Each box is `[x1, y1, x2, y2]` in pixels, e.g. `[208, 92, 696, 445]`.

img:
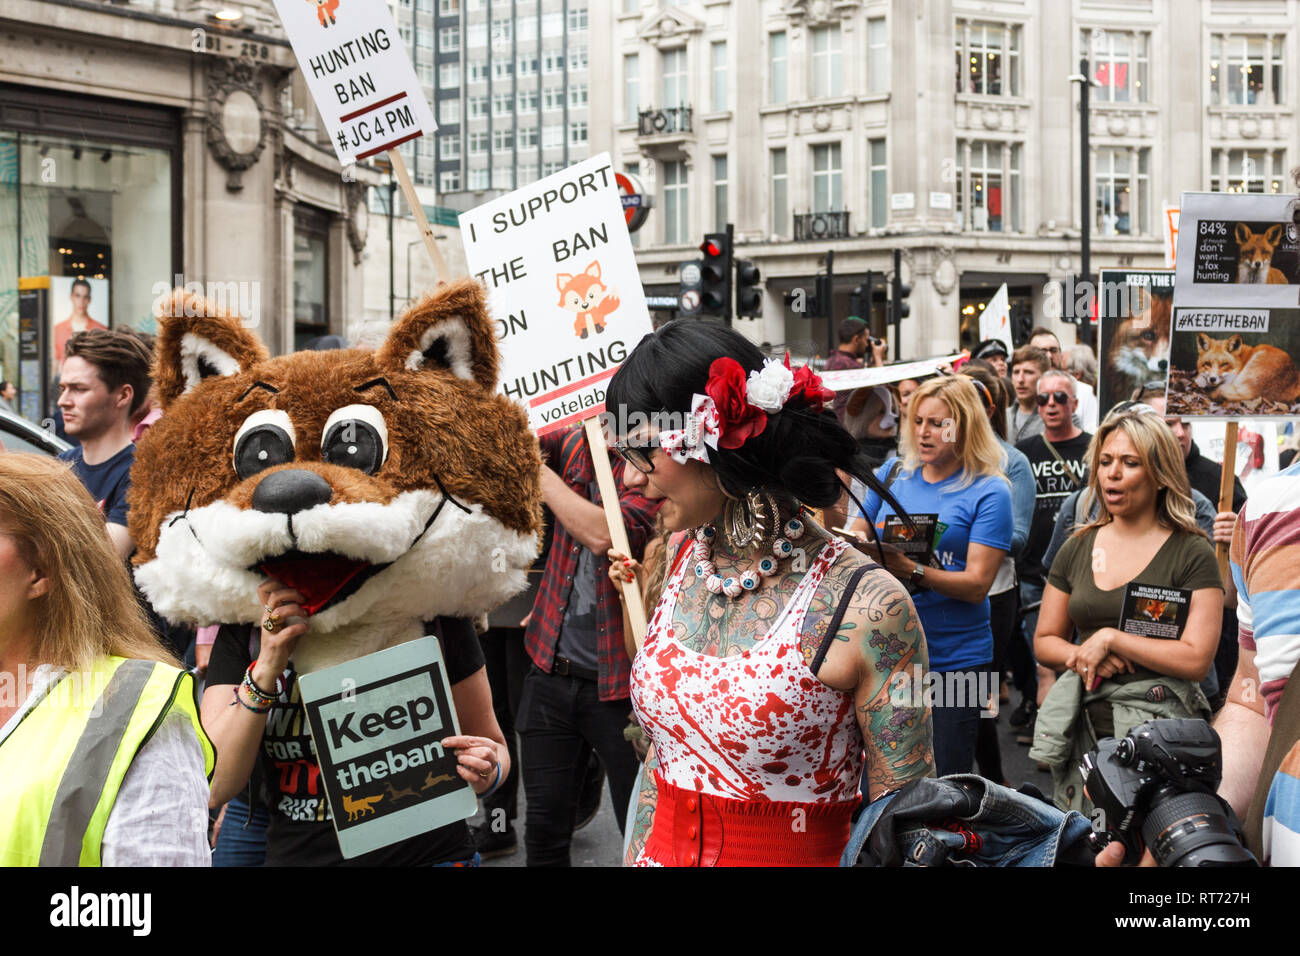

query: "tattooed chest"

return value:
[669, 570, 834, 664]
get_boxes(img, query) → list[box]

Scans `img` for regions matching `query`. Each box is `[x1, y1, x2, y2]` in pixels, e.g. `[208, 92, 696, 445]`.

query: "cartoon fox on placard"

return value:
[557, 260, 620, 339]
[307, 0, 340, 28]
[1194, 332, 1300, 404]
[1235, 223, 1290, 285]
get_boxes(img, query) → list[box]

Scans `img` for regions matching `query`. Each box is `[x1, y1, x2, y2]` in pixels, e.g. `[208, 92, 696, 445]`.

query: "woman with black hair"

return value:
[604, 320, 933, 867]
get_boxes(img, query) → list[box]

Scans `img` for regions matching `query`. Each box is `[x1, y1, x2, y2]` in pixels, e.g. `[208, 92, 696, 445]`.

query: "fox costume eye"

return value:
[233, 409, 296, 479]
[321, 404, 389, 474]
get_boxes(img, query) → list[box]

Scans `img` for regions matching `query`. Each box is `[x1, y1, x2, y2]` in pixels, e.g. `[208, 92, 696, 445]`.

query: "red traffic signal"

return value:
[700, 238, 723, 258]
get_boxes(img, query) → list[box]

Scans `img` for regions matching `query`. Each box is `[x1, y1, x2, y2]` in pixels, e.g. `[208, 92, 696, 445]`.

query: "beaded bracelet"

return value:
[481, 762, 503, 797]
[232, 684, 274, 714]
[245, 661, 283, 700]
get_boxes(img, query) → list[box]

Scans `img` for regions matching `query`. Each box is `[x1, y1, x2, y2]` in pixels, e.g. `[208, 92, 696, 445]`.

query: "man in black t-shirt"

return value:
[1014, 370, 1092, 721]
[205, 617, 486, 866]
[57, 329, 152, 561]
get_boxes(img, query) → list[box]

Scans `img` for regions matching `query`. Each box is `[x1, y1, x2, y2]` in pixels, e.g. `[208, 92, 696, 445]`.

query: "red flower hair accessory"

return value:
[785, 355, 836, 413]
[705, 357, 767, 449]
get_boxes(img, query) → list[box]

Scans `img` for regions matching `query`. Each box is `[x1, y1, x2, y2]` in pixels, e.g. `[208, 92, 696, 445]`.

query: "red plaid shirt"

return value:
[524, 425, 659, 701]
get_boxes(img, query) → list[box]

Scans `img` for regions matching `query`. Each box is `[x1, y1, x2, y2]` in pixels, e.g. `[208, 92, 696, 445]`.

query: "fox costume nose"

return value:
[252, 469, 334, 515]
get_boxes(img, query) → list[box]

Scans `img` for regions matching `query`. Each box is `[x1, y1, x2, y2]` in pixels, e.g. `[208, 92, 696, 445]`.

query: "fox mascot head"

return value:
[128, 280, 542, 673]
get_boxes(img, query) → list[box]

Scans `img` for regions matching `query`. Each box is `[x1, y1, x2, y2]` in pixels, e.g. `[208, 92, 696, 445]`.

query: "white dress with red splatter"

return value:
[630, 537, 864, 866]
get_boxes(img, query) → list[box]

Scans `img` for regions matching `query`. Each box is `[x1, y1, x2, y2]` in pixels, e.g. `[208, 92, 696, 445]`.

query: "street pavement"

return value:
[478, 690, 1050, 867]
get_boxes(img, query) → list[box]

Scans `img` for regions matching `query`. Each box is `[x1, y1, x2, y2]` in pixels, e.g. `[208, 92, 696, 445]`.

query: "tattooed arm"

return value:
[623, 745, 658, 866]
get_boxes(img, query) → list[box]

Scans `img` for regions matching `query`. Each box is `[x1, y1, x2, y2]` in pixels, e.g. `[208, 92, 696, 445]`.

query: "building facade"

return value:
[0, 0, 380, 422]
[591, 0, 1299, 359]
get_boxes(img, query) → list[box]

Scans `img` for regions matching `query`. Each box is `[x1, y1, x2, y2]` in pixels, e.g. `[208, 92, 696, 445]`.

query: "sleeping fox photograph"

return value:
[1166, 311, 1300, 417]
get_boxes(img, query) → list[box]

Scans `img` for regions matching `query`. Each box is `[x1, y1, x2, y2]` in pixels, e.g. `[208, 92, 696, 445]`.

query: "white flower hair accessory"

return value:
[745, 358, 795, 413]
[657, 393, 721, 464]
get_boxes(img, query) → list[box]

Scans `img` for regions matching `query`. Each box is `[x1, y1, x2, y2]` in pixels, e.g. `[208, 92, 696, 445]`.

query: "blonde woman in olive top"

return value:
[1035, 409, 1222, 739]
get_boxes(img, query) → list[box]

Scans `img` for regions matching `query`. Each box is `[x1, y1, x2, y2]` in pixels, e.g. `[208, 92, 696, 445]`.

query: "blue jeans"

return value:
[212, 794, 269, 867]
[931, 666, 991, 776]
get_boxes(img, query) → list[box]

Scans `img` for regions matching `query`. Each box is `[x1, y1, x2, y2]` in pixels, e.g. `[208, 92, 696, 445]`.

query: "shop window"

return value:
[293, 209, 330, 351]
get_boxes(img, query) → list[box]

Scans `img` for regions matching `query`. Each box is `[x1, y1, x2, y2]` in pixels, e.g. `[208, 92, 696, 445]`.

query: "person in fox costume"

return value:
[128, 279, 543, 865]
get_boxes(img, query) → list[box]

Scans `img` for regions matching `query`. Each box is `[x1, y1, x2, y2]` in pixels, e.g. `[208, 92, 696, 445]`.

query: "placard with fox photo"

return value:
[1096, 269, 1174, 415]
[299, 637, 477, 858]
[1166, 192, 1300, 418]
[1118, 583, 1191, 641]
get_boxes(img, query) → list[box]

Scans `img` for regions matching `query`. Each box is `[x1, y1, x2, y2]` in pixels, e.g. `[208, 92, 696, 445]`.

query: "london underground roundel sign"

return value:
[615, 171, 651, 233]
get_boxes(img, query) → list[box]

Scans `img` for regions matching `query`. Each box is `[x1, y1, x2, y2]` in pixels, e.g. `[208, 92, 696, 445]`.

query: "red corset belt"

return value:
[643, 770, 860, 867]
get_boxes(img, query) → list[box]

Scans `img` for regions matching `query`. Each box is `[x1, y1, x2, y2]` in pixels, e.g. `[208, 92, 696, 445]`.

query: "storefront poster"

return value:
[49, 275, 109, 376]
[1165, 192, 1300, 419]
[271, 0, 438, 165]
[1096, 269, 1174, 415]
[298, 637, 477, 860]
[458, 153, 654, 436]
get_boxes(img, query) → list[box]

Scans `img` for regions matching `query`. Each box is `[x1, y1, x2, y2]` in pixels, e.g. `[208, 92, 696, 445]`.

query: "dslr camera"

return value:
[1081, 718, 1257, 867]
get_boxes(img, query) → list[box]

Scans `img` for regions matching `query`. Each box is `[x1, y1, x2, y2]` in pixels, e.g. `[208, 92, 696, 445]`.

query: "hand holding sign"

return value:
[442, 734, 506, 795]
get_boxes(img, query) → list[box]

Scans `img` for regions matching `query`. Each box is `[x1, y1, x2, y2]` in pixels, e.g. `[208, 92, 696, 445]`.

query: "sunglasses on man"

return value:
[1036, 390, 1071, 407]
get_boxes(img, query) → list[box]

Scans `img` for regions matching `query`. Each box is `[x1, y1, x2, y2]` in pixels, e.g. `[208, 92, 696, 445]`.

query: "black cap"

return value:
[973, 338, 1010, 360]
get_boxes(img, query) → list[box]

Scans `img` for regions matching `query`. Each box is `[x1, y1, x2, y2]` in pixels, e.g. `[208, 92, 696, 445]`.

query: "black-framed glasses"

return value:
[1036, 390, 1071, 407]
[614, 444, 656, 475]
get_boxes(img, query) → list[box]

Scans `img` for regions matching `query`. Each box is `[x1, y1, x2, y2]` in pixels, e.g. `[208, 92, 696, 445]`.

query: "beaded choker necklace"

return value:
[692, 516, 806, 599]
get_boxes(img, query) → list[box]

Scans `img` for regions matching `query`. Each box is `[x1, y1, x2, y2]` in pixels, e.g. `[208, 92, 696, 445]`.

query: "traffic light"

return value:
[735, 259, 762, 317]
[890, 249, 911, 328]
[849, 275, 872, 322]
[813, 274, 833, 319]
[699, 232, 732, 321]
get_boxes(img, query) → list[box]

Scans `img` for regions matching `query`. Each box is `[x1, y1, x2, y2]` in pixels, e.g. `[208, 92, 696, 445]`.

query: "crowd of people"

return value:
[1, 299, 1297, 870]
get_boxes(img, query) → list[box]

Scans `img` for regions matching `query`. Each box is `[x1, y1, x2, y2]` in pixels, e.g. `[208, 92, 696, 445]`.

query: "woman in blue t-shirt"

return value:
[849, 375, 1013, 774]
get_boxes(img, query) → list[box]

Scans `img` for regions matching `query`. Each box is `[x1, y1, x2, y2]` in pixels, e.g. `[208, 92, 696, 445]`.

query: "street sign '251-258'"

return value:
[272, 0, 438, 165]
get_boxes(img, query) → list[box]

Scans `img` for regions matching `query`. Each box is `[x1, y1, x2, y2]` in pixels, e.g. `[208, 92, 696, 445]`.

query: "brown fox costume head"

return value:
[128, 280, 542, 672]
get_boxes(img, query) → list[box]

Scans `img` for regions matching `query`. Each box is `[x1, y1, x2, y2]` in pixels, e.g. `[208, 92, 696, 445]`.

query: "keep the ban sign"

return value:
[271, 0, 437, 164]
[459, 154, 655, 436]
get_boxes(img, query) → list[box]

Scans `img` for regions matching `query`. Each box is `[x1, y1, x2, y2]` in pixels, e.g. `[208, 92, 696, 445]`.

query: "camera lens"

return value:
[1141, 790, 1257, 867]
[1115, 737, 1135, 765]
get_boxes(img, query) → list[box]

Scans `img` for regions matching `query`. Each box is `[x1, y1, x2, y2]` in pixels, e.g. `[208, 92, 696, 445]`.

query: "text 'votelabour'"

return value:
[271, 0, 437, 165]
[460, 153, 654, 436]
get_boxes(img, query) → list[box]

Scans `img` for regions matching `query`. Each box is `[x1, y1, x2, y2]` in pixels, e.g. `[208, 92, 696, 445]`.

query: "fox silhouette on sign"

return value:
[557, 260, 620, 339]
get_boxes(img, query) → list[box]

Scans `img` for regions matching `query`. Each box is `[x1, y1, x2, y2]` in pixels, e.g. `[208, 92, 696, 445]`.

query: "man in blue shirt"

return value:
[57, 329, 152, 560]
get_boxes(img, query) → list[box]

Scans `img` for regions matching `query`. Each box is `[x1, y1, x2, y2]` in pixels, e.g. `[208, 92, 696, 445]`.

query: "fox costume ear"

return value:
[376, 278, 498, 391]
[153, 289, 269, 408]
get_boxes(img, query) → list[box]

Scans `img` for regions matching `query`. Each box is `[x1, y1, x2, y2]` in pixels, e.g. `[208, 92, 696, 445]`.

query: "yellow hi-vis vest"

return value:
[0, 656, 215, 866]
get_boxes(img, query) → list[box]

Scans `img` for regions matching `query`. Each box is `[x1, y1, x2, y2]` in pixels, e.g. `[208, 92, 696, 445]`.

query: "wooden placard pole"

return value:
[1216, 420, 1239, 581]
[387, 148, 452, 283]
[583, 417, 649, 648]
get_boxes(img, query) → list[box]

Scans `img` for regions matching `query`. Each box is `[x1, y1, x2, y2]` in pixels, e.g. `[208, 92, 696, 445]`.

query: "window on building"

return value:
[867, 17, 888, 92]
[440, 170, 461, 192]
[439, 97, 459, 125]
[711, 42, 727, 112]
[439, 26, 460, 53]
[469, 131, 488, 154]
[439, 0, 458, 13]
[663, 159, 688, 244]
[543, 161, 563, 176]
[625, 53, 640, 123]
[517, 15, 536, 37]
[492, 166, 514, 190]
[439, 133, 460, 158]
[518, 88, 538, 112]
[544, 51, 566, 74]
[543, 87, 564, 111]
[1084, 29, 1150, 103]
[518, 56, 538, 76]
[623, 0, 639, 14]
[569, 8, 587, 31]
[869, 138, 887, 227]
[399, 26, 412, 45]
[811, 142, 842, 212]
[1210, 148, 1288, 192]
[293, 209, 329, 350]
[956, 140, 1023, 232]
[492, 59, 513, 79]
[713, 155, 728, 231]
[468, 95, 488, 117]
[570, 84, 588, 106]
[1094, 146, 1148, 236]
[955, 20, 1021, 96]
[493, 92, 511, 115]
[417, 62, 433, 84]
[491, 21, 512, 45]
[469, 167, 490, 190]
[518, 126, 538, 148]
[518, 163, 538, 184]
[571, 47, 588, 72]
[467, 23, 486, 47]
[570, 122, 588, 145]
[770, 31, 787, 105]
[810, 25, 842, 98]
[543, 124, 563, 148]
[492, 128, 513, 152]
[542, 12, 563, 37]
[771, 148, 788, 235]
[439, 62, 460, 88]
[626, 161, 641, 246]
[469, 59, 487, 82]
[662, 48, 687, 108]
[1210, 34, 1285, 105]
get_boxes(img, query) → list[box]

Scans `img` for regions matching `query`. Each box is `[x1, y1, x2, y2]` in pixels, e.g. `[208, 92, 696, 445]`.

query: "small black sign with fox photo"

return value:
[299, 637, 478, 858]
[1119, 583, 1191, 640]
[883, 513, 939, 566]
